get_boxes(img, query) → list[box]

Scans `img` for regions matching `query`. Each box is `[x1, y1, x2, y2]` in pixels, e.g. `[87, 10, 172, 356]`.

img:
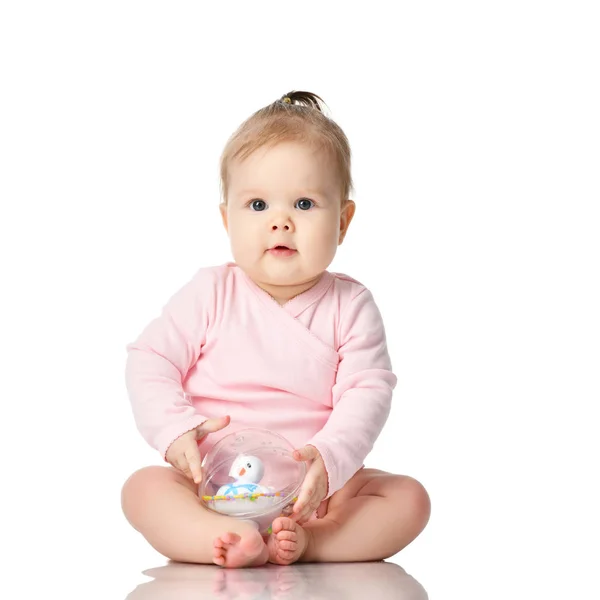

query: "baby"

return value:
[121, 91, 430, 568]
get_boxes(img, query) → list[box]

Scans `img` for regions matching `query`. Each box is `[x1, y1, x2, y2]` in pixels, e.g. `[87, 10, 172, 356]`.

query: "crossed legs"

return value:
[121, 465, 430, 566]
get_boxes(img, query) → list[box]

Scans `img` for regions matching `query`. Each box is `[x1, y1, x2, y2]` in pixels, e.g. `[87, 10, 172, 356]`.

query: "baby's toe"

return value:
[272, 516, 297, 534]
[277, 549, 295, 561]
[214, 537, 225, 549]
[213, 554, 226, 566]
[277, 540, 296, 551]
[276, 530, 297, 542]
[213, 544, 226, 564]
[221, 532, 240, 545]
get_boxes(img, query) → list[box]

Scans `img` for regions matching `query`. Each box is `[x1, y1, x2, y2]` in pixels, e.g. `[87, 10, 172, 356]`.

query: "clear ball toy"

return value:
[199, 428, 306, 535]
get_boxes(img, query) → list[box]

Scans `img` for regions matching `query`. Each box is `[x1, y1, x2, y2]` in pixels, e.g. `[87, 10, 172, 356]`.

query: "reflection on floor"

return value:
[126, 560, 428, 599]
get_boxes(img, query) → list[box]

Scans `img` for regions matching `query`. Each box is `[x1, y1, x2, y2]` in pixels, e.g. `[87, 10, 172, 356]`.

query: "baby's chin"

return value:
[263, 269, 324, 287]
[260, 275, 314, 290]
[246, 266, 324, 291]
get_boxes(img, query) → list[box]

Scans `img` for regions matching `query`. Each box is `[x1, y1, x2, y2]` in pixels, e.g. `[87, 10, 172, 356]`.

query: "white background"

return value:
[1, 1, 598, 598]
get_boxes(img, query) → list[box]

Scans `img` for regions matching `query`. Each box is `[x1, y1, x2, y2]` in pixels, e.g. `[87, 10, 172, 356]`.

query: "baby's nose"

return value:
[270, 214, 293, 231]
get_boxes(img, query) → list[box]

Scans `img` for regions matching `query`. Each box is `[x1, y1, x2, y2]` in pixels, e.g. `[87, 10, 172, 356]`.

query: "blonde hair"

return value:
[219, 90, 353, 205]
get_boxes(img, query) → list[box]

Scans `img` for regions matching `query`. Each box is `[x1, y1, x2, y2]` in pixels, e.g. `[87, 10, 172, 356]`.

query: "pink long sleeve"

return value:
[125, 268, 215, 459]
[124, 263, 397, 495]
[307, 288, 397, 498]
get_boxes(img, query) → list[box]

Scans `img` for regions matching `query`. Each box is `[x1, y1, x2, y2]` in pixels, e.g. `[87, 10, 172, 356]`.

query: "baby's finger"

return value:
[316, 497, 329, 519]
[176, 458, 193, 480]
[185, 447, 203, 484]
[315, 481, 328, 502]
[293, 484, 315, 516]
[294, 502, 317, 524]
[293, 509, 310, 524]
[196, 415, 231, 438]
[293, 445, 319, 462]
[172, 456, 187, 474]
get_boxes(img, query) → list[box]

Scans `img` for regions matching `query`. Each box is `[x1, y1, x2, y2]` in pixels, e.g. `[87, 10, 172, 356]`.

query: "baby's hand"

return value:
[291, 445, 329, 525]
[165, 416, 230, 484]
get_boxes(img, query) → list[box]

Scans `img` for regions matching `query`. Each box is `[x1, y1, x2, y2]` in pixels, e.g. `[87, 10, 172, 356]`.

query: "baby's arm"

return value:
[307, 288, 397, 498]
[125, 268, 216, 459]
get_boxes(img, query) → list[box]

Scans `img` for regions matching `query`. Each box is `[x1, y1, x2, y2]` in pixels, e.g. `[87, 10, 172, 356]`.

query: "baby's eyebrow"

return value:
[236, 189, 262, 197]
[235, 189, 330, 200]
[302, 190, 329, 199]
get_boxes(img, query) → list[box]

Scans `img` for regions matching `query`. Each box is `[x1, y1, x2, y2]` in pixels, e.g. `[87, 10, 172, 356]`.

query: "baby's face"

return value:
[221, 141, 354, 296]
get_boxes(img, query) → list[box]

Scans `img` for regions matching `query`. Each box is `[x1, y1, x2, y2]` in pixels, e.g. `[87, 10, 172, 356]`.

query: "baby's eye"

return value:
[250, 199, 267, 211]
[296, 198, 314, 210]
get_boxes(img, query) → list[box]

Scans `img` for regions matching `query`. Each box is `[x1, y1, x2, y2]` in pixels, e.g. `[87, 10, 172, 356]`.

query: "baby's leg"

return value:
[121, 466, 269, 567]
[299, 469, 430, 562]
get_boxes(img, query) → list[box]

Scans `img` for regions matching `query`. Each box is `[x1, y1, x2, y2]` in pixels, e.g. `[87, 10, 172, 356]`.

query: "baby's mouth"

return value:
[268, 245, 297, 256]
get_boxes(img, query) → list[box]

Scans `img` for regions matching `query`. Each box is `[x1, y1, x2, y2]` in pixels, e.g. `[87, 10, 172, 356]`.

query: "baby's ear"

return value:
[219, 203, 229, 233]
[339, 199, 356, 244]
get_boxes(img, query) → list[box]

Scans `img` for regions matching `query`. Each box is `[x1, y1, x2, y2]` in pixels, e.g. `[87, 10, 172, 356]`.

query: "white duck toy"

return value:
[216, 454, 270, 497]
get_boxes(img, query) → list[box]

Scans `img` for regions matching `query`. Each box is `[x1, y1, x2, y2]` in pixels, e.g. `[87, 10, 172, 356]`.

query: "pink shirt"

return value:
[125, 263, 397, 498]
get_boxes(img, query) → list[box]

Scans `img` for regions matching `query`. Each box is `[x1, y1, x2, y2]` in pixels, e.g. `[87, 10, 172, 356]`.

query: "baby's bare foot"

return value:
[267, 516, 310, 565]
[213, 528, 269, 568]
